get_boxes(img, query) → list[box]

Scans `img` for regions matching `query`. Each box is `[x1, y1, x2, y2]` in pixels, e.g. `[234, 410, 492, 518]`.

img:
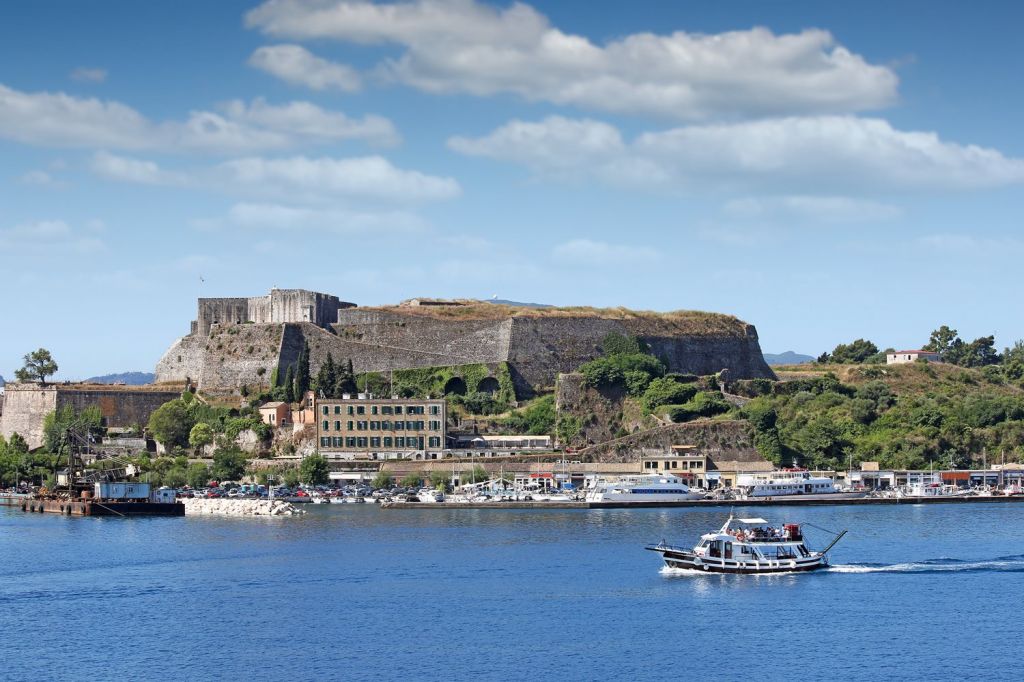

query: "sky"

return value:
[2, 0, 1023, 379]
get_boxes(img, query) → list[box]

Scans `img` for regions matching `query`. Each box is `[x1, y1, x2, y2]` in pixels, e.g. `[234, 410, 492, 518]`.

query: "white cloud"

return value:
[216, 155, 461, 202]
[723, 196, 902, 223]
[220, 97, 398, 146]
[91, 151, 188, 185]
[917, 234, 1024, 255]
[224, 202, 425, 232]
[0, 220, 103, 253]
[249, 44, 361, 92]
[246, 0, 897, 120]
[0, 83, 398, 153]
[70, 67, 108, 83]
[451, 115, 1024, 192]
[551, 238, 659, 265]
[19, 170, 55, 185]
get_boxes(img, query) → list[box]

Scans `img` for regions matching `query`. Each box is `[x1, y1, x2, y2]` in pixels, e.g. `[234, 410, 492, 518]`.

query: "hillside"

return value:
[731, 362, 1024, 470]
[84, 371, 155, 385]
[763, 351, 813, 365]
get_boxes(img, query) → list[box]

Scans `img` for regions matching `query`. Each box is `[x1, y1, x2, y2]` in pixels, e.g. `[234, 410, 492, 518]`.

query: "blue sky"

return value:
[2, 0, 1023, 378]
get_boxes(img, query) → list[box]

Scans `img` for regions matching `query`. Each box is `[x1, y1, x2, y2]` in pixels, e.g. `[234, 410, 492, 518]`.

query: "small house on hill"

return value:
[886, 350, 941, 365]
[259, 401, 289, 427]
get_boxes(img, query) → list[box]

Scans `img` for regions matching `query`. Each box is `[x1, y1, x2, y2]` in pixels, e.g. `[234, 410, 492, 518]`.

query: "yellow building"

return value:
[316, 396, 446, 457]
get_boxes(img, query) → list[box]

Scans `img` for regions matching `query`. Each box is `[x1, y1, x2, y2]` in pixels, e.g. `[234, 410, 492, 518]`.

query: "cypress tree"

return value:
[295, 341, 311, 399]
[316, 353, 337, 398]
[283, 364, 295, 403]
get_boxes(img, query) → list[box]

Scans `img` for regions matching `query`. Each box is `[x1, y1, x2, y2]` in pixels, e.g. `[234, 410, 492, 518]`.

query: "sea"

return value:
[2, 502, 1022, 681]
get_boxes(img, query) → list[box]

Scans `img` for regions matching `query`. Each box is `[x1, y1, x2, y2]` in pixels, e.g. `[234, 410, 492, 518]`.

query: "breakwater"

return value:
[383, 495, 1024, 510]
[182, 498, 305, 516]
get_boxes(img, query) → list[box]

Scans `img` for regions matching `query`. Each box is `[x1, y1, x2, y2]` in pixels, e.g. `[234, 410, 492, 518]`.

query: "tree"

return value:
[429, 470, 449, 491]
[461, 465, 490, 485]
[600, 332, 642, 356]
[299, 453, 329, 485]
[14, 348, 58, 386]
[282, 468, 300, 488]
[316, 353, 338, 397]
[211, 445, 247, 481]
[825, 339, 879, 364]
[188, 423, 214, 455]
[924, 326, 959, 355]
[147, 399, 196, 450]
[372, 470, 393, 489]
[335, 359, 357, 397]
[294, 341, 311, 400]
[642, 377, 698, 411]
[282, 365, 295, 403]
[43, 405, 102, 455]
[400, 472, 423, 488]
[164, 467, 187, 488]
[187, 461, 211, 488]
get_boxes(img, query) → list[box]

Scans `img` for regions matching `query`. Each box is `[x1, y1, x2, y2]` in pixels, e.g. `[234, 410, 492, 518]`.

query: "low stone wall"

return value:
[182, 498, 305, 516]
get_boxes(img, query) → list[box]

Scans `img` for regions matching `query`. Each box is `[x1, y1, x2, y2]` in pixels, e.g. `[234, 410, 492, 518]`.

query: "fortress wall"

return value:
[631, 325, 775, 380]
[507, 317, 628, 393]
[579, 419, 763, 464]
[196, 298, 249, 336]
[0, 384, 58, 449]
[56, 387, 181, 431]
[155, 334, 208, 384]
[196, 323, 284, 392]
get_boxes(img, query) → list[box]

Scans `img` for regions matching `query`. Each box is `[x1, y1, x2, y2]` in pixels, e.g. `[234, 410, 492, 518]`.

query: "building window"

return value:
[322, 406, 329, 415]
[381, 420, 391, 430]
[357, 421, 368, 431]
[322, 420, 329, 431]
[347, 405, 354, 415]
[332, 437, 343, 447]
[383, 437, 392, 447]
[371, 406, 378, 415]
[429, 405, 440, 415]
[334, 405, 341, 415]
[345, 437, 356, 447]
[428, 436, 440, 448]
[382, 405, 393, 415]
[320, 437, 330, 447]
[370, 437, 381, 448]
[394, 421, 404, 430]
[334, 421, 341, 431]
[395, 437, 405, 447]
[357, 437, 368, 448]
[356, 406, 365, 415]
[394, 406, 403, 415]
[429, 420, 441, 431]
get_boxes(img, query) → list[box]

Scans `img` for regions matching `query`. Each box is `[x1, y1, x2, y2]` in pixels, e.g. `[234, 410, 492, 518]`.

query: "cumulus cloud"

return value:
[246, 0, 897, 120]
[249, 44, 362, 91]
[215, 155, 461, 202]
[19, 170, 55, 185]
[451, 115, 1024, 193]
[70, 67, 108, 83]
[224, 202, 425, 232]
[552, 238, 659, 265]
[723, 196, 903, 223]
[0, 84, 398, 153]
[91, 151, 188, 185]
[0, 220, 103, 253]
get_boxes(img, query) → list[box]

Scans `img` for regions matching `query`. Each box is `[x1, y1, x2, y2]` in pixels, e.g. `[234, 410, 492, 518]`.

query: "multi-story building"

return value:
[316, 395, 446, 458]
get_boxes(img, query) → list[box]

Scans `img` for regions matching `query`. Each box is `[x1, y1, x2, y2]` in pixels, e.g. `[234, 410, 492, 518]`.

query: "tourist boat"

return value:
[417, 488, 445, 503]
[646, 515, 846, 574]
[734, 470, 867, 500]
[586, 474, 706, 503]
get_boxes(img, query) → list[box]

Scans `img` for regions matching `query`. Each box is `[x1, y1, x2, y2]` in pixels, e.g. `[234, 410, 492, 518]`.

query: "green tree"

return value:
[372, 470, 393, 489]
[299, 453, 329, 485]
[14, 348, 59, 385]
[211, 445, 248, 482]
[282, 364, 295, 403]
[461, 465, 490, 485]
[282, 467, 300, 488]
[429, 470, 449, 491]
[600, 332, 643, 356]
[164, 467, 187, 488]
[335, 359, 357, 397]
[924, 325, 959, 355]
[147, 399, 196, 450]
[316, 353, 338, 397]
[188, 422, 214, 455]
[400, 472, 423, 488]
[43, 405, 102, 456]
[294, 341, 311, 400]
[642, 377, 698, 411]
[186, 461, 211, 488]
[825, 339, 879, 364]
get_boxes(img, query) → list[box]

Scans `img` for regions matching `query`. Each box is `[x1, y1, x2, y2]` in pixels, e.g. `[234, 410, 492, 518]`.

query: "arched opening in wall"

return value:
[444, 377, 467, 396]
[477, 377, 500, 395]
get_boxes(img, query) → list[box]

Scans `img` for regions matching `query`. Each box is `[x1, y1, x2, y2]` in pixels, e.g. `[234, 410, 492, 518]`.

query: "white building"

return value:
[886, 349, 941, 365]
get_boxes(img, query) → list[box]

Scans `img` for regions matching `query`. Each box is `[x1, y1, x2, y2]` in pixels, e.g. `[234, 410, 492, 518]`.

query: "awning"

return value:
[737, 517, 768, 524]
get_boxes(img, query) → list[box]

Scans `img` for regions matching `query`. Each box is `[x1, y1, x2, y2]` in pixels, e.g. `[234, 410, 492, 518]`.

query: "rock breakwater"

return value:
[182, 498, 305, 516]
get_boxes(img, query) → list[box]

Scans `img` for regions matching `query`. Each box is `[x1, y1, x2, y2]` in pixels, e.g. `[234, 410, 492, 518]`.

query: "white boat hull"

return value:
[648, 545, 828, 574]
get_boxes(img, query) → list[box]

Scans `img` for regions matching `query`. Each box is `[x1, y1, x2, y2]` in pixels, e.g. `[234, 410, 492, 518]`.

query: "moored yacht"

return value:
[586, 473, 706, 503]
[647, 515, 846, 574]
[417, 488, 445, 503]
[735, 470, 866, 500]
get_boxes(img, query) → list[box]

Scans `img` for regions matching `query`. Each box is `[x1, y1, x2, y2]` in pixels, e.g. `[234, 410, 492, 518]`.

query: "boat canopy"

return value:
[737, 517, 769, 524]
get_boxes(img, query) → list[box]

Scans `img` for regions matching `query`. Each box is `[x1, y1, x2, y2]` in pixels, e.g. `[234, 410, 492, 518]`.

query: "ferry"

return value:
[586, 473, 707, 503]
[646, 515, 846, 574]
[735, 470, 866, 500]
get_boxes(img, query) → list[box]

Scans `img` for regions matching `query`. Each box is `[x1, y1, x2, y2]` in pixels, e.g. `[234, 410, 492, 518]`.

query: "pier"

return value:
[382, 495, 1024, 510]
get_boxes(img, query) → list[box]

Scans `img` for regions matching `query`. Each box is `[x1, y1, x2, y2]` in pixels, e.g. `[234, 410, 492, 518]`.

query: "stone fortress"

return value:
[156, 289, 775, 398]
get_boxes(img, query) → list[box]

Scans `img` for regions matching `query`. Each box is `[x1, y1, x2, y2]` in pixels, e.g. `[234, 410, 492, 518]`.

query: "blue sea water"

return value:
[2, 502, 1023, 681]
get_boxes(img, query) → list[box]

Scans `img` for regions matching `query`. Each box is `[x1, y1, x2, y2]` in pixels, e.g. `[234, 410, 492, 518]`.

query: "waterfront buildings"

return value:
[316, 394, 446, 458]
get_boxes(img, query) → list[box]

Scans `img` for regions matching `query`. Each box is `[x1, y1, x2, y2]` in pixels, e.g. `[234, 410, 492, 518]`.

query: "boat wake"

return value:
[829, 554, 1024, 574]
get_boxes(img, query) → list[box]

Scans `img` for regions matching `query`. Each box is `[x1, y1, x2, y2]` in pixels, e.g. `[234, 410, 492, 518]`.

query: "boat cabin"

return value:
[695, 517, 811, 561]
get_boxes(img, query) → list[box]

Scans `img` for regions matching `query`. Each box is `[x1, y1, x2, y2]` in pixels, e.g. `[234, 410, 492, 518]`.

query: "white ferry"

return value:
[586, 474, 706, 503]
[647, 515, 847, 574]
[735, 470, 866, 500]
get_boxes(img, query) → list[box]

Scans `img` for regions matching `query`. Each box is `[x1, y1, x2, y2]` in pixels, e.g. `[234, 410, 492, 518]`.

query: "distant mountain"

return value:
[763, 351, 815, 366]
[484, 299, 552, 308]
[0, 374, 5, 387]
[85, 371, 155, 385]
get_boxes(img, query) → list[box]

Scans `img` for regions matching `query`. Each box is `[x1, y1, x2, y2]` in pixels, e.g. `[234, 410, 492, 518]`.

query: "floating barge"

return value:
[0, 482, 184, 517]
[382, 494, 1024, 510]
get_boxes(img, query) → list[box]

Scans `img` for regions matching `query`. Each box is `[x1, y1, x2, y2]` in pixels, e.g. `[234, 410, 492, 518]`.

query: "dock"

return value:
[382, 495, 1024, 510]
[0, 494, 184, 516]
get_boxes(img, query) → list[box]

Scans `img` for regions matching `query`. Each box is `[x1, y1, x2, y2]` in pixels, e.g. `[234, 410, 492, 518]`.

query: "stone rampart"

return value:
[195, 289, 354, 336]
[1, 383, 181, 450]
[579, 419, 763, 464]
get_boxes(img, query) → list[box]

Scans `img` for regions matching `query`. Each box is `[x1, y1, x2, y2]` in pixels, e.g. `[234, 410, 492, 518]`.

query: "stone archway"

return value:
[444, 376, 467, 396]
[477, 377, 501, 395]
